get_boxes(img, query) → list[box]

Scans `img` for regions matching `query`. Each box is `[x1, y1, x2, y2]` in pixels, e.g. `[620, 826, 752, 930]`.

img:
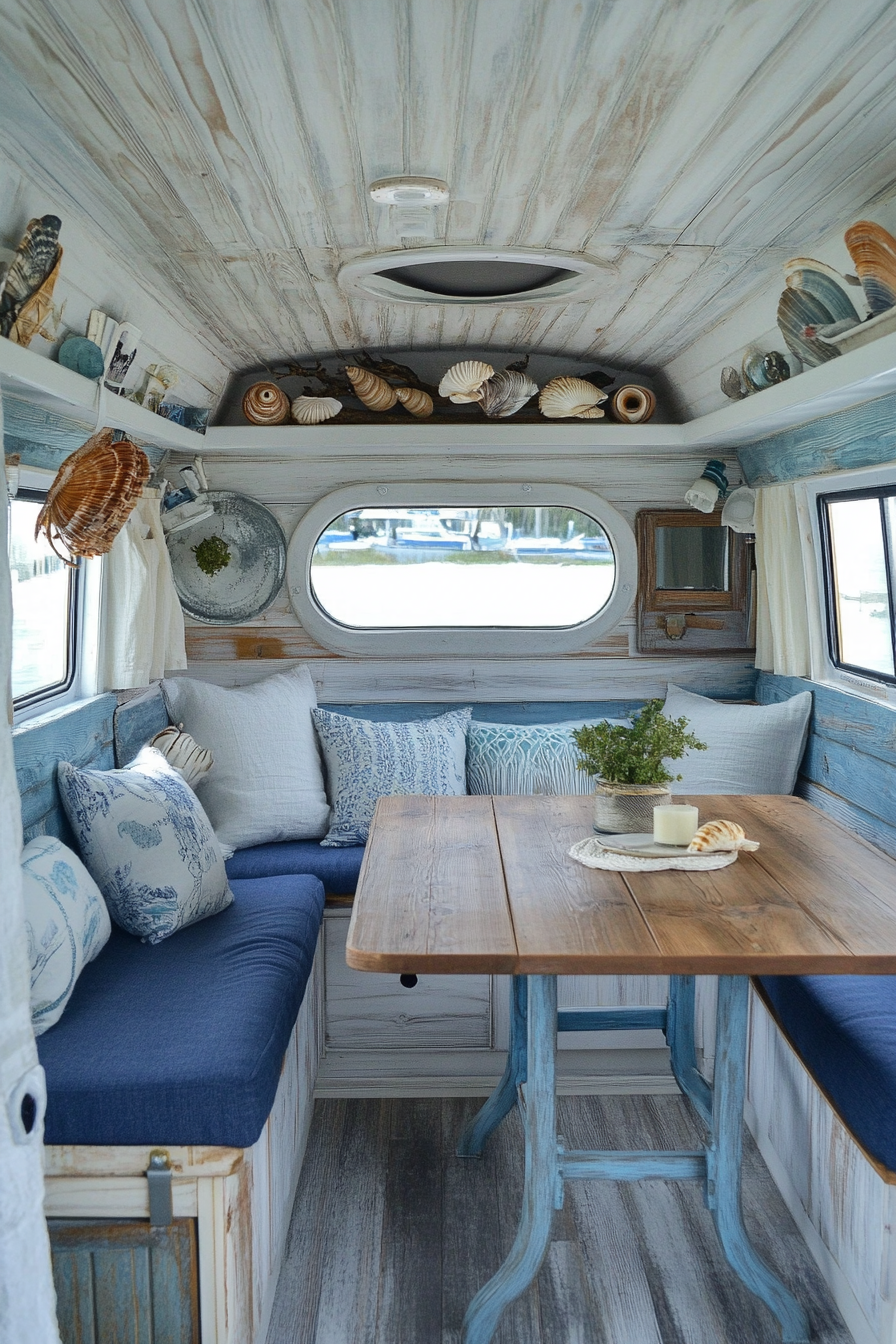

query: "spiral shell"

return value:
[291, 395, 342, 425]
[394, 385, 434, 418]
[242, 381, 290, 425]
[686, 820, 759, 854]
[149, 725, 214, 789]
[345, 366, 398, 411]
[478, 368, 539, 418]
[438, 360, 494, 403]
[538, 376, 607, 419]
[609, 385, 656, 424]
[844, 220, 896, 315]
[35, 428, 150, 564]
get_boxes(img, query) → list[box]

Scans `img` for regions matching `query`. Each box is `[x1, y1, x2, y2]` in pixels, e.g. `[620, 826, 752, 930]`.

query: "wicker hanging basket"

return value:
[36, 427, 151, 564]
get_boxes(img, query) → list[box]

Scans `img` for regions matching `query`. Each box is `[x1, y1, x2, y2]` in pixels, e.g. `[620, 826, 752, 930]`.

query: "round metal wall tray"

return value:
[166, 490, 286, 624]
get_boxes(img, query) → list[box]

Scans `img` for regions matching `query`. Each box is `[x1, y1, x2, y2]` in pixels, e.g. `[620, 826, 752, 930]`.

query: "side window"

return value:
[8, 489, 79, 706]
[819, 487, 896, 683]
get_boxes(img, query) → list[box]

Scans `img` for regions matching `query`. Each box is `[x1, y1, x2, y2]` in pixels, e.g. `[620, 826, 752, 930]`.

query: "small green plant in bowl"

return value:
[192, 535, 231, 577]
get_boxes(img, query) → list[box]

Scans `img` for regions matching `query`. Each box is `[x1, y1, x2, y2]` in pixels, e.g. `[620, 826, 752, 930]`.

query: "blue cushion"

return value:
[226, 840, 364, 894]
[38, 874, 325, 1148]
[760, 975, 896, 1171]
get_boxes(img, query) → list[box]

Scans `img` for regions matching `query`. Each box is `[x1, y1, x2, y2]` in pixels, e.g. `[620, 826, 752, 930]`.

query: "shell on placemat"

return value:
[0, 214, 62, 339]
[609, 385, 656, 424]
[438, 360, 494, 403]
[242, 381, 290, 425]
[291, 395, 342, 425]
[478, 368, 538, 418]
[394, 385, 434, 418]
[345, 365, 398, 412]
[149, 725, 214, 788]
[539, 376, 607, 420]
[844, 220, 896, 315]
[686, 820, 759, 854]
[36, 428, 150, 563]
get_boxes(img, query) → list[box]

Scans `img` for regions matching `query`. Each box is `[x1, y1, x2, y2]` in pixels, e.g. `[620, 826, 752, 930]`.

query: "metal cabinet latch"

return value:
[146, 1149, 173, 1226]
[663, 613, 687, 640]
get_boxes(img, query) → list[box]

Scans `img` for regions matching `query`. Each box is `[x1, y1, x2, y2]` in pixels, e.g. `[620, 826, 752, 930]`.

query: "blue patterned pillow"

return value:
[312, 708, 472, 847]
[22, 837, 112, 1034]
[57, 746, 233, 944]
[467, 719, 630, 797]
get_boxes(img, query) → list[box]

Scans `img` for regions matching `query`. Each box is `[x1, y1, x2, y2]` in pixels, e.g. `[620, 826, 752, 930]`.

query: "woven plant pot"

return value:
[592, 781, 672, 834]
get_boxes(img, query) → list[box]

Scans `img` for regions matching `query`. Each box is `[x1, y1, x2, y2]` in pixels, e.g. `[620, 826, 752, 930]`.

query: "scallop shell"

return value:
[784, 259, 862, 325]
[242, 381, 289, 425]
[776, 286, 839, 368]
[438, 360, 494, 403]
[538, 376, 608, 419]
[478, 368, 539, 418]
[345, 366, 398, 412]
[844, 220, 896, 315]
[686, 820, 760, 854]
[290, 395, 342, 425]
[394, 385, 434, 418]
[609, 385, 656, 424]
[36, 428, 150, 563]
[149, 725, 213, 789]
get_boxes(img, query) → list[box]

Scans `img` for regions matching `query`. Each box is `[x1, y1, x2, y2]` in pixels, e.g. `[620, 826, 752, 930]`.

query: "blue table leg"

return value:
[667, 974, 712, 1128]
[709, 975, 810, 1343]
[462, 975, 558, 1344]
[457, 975, 527, 1157]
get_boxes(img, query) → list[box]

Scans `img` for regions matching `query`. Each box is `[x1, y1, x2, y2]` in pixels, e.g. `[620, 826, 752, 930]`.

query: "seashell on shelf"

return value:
[478, 368, 539, 418]
[242, 381, 289, 425]
[394, 385, 434, 418]
[345, 365, 398, 411]
[844, 220, 896, 315]
[720, 366, 746, 400]
[149, 725, 213, 788]
[784, 258, 862, 325]
[777, 286, 839, 368]
[438, 360, 494, 403]
[36, 428, 150, 564]
[291, 395, 342, 425]
[609, 385, 656, 424]
[0, 214, 62, 339]
[538, 375, 608, 419]
[686, 820, 759, 854]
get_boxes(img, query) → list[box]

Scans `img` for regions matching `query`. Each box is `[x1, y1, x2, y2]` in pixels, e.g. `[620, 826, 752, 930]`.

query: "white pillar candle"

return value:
[653, 804, 699, 846]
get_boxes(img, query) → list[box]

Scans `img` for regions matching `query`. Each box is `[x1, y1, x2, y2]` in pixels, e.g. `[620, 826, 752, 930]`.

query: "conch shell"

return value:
[687, 820, 759, 854]
[242, 381, 289, 425]
[36, 428, 150, 564]
[844, 220, 896, 315]
[394, 386, 434, 418]
[345, 366, 398, 411]
[538, 376, 607, 420]
[149, 725, 213, 789]
[438, 360, 494, 403]
[291, 395, 342, 425]
[609, 385, 656, 424]
[478, 368, 538, 418]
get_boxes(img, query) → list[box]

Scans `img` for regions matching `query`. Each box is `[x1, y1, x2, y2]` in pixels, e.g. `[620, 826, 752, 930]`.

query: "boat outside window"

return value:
[8, 490, 78, 705]
[819, 486, 896, 682]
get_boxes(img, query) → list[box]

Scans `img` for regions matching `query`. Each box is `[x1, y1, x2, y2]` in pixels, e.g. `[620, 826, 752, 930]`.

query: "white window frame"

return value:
[287, 482, 637, 657]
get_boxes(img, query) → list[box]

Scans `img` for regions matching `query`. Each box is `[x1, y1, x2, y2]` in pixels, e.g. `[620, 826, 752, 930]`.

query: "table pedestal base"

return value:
[459, 975, 810, 1344]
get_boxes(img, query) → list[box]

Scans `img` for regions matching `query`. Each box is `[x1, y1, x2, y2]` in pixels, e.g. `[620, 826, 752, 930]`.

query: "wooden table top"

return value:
[346, 793, 896, 976]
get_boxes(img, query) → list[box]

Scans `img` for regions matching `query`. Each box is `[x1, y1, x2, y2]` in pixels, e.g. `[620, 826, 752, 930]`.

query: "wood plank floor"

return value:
[266, 1095, 853, 1344]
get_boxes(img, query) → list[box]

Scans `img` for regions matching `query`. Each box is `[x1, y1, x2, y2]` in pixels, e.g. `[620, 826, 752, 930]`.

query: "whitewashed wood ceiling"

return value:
[1, 0, 895, 375]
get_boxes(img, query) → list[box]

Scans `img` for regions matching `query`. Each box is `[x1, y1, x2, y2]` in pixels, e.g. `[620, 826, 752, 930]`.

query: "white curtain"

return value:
[99, 492, 187, 690]
[0, 406, 61, 1340]
[755, 483, 813, 677]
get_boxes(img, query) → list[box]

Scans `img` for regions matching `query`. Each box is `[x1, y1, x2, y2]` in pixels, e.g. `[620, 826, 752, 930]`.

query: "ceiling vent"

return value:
[339, 246, 608, 306]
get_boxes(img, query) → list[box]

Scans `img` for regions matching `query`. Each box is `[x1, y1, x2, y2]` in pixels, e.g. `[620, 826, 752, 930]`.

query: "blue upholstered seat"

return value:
[38, 874, 325, 1148]
[226, 839, 364, 894]
[759, 975, 896, 1172]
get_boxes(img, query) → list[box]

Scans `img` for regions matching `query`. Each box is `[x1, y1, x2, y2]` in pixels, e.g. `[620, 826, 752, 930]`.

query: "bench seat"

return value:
[37, 873, 325, 1148]
[226, 838, 364, 893]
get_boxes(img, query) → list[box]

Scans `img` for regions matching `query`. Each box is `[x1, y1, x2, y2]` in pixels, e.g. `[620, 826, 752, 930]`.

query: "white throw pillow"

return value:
[22, 836, 111, 1034]
[161, 666, 330, 849]
[57, 746, 233, 944]
[663, 684, 812, 795]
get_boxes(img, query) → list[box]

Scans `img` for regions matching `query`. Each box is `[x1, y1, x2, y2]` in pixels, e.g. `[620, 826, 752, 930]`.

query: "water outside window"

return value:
[826, 495, 894, 677]
[310, 506, 616, 628]
[8, 496, 74, 700]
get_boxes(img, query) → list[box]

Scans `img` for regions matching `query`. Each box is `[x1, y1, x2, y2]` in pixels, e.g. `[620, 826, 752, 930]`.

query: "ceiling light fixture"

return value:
[368, 176, 450, 205]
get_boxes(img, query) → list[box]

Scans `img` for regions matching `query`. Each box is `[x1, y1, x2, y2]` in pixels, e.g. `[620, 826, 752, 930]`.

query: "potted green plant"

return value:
[572, 700, 707, 833]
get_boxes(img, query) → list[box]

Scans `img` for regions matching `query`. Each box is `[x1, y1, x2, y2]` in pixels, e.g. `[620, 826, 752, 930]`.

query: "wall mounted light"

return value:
[685, 459, 729, 513]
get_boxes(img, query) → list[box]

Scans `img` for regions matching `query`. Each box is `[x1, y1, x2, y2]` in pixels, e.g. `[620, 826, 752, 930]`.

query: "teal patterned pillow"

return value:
[312, 708, 472, 847]
[57, 746, 233, 944]
[467, 719, 630, 797]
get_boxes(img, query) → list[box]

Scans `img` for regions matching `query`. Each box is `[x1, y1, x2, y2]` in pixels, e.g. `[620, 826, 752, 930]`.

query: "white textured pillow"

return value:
[58, 746, 233, 944]
[22, 836, 112, 1034]
[161, 666, 330, 849]
[467, 719, 630, 797]
[663, 685, 812, 795]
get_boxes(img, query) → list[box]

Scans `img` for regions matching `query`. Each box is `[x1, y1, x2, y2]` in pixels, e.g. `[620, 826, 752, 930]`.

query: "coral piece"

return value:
[242, 381, 290, 425]
[36, 428, 150, 563]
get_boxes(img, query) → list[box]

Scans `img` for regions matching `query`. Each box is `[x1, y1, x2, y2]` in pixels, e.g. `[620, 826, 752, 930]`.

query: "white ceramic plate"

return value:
[594, 832, 693, 858]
